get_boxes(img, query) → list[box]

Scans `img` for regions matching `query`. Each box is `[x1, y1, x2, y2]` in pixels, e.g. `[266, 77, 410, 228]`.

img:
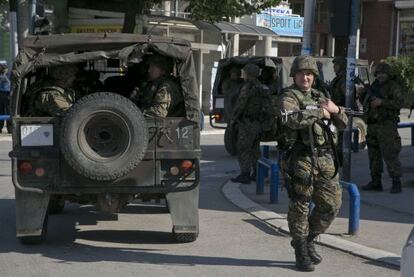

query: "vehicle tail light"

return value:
[19, 161, 33, 174]
[212, 113, 222, 121]
[180, 160, 193, 173]
[170, 166, 180, 176]
[35, 167, 45, 177]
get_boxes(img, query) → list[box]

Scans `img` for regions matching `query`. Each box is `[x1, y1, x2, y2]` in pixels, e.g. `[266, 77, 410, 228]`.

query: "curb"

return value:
[222, 181, 401, 268]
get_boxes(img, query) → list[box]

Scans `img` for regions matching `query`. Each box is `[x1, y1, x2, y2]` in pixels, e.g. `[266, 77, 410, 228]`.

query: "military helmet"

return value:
[332, 56, 347, 70]
[147, 54, 173, 73]
[290, 55, 319, 77]
[243, 63, 260, 78]
[374, 62, 393, 77]
[49, 64, 78, 80]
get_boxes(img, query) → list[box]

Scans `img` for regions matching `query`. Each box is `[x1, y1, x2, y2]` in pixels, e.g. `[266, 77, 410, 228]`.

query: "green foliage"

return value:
[385, 56, 414, 94]
[187, 0, 282, 22]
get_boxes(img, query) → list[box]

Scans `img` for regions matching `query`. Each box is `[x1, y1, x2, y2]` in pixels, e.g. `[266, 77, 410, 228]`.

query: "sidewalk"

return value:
[223, 111, 414, 268]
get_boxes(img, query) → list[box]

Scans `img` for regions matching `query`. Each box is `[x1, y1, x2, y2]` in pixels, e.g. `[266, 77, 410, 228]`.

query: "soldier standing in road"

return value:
[25, 64, 79, 116]
[131, 55, 185, 117]
[277, 55, 348, 272]
[230, 63, 273, 184]
[221, 67, 243, 123]
[361, 62, 403, 193]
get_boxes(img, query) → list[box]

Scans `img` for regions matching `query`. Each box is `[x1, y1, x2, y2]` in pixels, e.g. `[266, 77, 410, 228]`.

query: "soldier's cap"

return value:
[243, 63, 261, 78]
[374, 62, 393, 77]
[48, 64, 79, 80]
[290, 55, 319, 77]
[147, 54, 173, 73]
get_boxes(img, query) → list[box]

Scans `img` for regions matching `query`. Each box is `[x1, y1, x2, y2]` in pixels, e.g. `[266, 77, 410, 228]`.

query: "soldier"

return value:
[361, 62, 403, 193]
[259, 66, 279, 95]
[131, 54, 185, 117]
[0, 64, 12, 133]
[25, 64, 78, 116]
[230, 63, 273, 184]
[221, 67, 243, 123]
[277, 55, 348, 271]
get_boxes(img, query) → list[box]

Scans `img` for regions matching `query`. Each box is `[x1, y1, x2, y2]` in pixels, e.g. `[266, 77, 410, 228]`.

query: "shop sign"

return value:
[70, 25, 123, 33]
[256, 14, 304, 37]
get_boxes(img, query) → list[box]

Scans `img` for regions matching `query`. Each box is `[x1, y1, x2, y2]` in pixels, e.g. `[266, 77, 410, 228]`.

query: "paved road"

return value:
[0, 135, 399, 276]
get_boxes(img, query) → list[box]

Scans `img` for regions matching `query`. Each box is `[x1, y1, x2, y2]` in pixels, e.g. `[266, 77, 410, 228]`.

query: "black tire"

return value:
[18, 214, 48, 245]
[48, 197, 65, 214]
[60, 92, 148, 181]
[224, 126, 238, 156]
[173, 230, 198, 243]
[352, 117, 367, 150]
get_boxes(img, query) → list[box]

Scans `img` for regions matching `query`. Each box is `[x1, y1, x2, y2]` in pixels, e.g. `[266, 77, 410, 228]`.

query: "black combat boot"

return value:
[307, 233, 322, 264]
[390, 177, 402, 194]
[231, 173, 251, 184]
[291, 239, 315, 272]
[361, 175, 383, 191]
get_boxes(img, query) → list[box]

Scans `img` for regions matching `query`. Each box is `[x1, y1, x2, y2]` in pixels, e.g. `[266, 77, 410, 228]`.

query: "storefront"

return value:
[396, 1, 414, 56]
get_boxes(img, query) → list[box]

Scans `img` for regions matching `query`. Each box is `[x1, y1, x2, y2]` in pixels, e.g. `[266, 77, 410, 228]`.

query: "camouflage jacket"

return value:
[329, 72, 346, 106]
[25, 79, 76, 116]
[364, 79, 403, 123]
[278, 85, 348, 150]
[143, 76, 185, 117]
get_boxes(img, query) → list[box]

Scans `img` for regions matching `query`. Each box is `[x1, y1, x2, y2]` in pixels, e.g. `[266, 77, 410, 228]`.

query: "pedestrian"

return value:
[230, 63, 273, 184]
[360, 62, 403, 193]
[131, 54, 185, 117]
[0, 64, 12, 133]
[277, 55, 348, 272]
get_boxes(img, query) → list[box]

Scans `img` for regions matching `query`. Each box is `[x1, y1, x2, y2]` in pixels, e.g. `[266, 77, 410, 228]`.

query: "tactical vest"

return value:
[244, 82, 274, 122]
[278, 87, 338, 150]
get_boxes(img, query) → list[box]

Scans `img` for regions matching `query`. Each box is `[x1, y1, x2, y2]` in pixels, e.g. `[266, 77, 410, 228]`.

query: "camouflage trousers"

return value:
[236, 120, 261, 174]
[367, 120, 402, 177]
[283, 151, 342, 240]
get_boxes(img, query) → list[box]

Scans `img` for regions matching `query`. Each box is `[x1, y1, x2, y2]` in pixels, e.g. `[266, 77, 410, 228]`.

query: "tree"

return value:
[385, 56, 414, 94]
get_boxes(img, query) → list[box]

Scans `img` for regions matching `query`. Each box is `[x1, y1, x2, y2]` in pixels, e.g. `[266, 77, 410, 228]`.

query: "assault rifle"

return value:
[280, 107, 363, 123]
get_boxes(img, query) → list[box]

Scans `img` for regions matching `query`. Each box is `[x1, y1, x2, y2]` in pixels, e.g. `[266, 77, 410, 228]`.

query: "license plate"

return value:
[20, 124, 54, 146]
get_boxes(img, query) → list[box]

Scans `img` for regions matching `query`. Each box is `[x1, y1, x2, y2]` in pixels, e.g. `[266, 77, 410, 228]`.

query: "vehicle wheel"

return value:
[60, 92, 148, 181]
[18, 214, 48, 245]
[173, 229, 198, 243]
[224, 126, 238, 156]
[352, 117, 367, 150]
[48, 197, 65, 214]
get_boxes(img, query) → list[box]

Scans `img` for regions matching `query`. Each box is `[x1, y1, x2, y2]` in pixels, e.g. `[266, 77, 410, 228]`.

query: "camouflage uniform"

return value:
[142, 76, 185, 117]
[362, 62, 403, 193]
[278, 55, 348, 271]
[231, 64, 272, 183]
[25, 65, 78, 117]
[221, 68, 243, 123]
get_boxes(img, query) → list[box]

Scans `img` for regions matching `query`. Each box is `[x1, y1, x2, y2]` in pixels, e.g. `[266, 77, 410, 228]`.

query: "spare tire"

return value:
[60, 92, 148, 181]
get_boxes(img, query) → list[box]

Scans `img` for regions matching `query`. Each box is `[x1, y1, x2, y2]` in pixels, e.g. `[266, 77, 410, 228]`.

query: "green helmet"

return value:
[290, 55, 319, 77]
[243, 63, 260, 78]
[374, 62, 393, 77]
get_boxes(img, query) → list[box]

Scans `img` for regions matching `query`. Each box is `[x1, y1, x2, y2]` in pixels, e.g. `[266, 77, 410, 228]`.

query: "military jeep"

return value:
[10, 33, 201, 244]
[210, 56, 371, 155]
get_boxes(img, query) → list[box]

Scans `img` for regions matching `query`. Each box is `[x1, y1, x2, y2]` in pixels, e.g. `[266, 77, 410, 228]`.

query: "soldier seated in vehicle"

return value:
[105, 62, 148, 98]
[23, 64, 79, 116]
[131, 54, 185, 117]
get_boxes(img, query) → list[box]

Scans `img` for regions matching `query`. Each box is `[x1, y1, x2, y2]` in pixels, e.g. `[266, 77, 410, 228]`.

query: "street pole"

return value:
[9, 0, 19, 60]
[301, 0, 315, 55]
[342, 0, 361, 181]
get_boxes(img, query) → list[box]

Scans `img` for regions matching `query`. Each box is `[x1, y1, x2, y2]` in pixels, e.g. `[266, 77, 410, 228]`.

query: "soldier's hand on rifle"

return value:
[320, 99, 340, 114]
[370, 97, 383, 108]
[322, 108, 331, 119]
